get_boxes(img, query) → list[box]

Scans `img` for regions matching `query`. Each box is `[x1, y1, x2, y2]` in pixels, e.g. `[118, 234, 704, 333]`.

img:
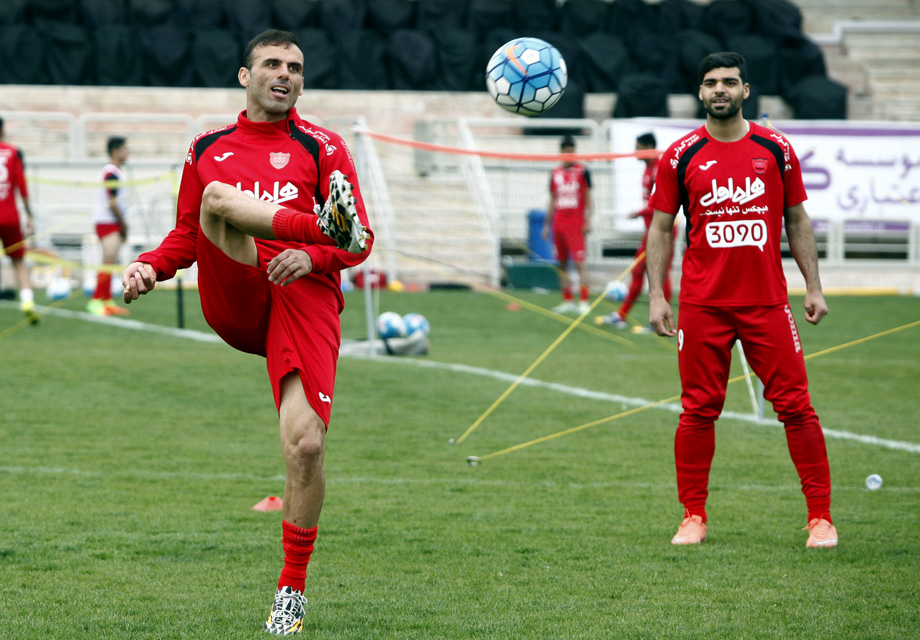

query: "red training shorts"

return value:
[196, 232, 341, 427]
[0, 223, 26, 259]
[552, 219, 586, 264]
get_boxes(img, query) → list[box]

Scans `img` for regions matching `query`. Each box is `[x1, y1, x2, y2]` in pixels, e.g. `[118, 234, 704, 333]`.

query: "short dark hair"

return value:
[0, 116, 4, 130]
[243, 29, 300, 70]
[636, 132, 656, 148]
[560, 135, 576, 150]
[698, 51, 748, 85]
[107, 136, 126, 156]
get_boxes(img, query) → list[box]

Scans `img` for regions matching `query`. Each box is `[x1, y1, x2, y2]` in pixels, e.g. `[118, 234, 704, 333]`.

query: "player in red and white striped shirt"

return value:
[646, 52, 837, 549]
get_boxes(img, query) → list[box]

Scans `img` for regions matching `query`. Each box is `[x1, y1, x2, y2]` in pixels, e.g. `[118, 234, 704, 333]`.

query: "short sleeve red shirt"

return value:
[550, 163, 591, 224]
[649, 122, 807, 306]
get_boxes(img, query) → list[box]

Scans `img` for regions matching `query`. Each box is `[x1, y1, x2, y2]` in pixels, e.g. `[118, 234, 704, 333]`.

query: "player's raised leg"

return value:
[200, 182, 336, 260]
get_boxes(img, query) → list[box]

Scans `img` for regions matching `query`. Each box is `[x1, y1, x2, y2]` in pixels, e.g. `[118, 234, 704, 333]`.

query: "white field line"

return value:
[14, 303, 920, 456]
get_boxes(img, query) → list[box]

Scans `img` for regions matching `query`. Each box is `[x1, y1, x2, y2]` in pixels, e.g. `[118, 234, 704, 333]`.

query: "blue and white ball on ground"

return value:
[605, 280, 629, 303]
[46, 277, 73, 301]
[376, 311, 407, 339]
[486, 37, 567, 117]
[402, 313, 430, 337]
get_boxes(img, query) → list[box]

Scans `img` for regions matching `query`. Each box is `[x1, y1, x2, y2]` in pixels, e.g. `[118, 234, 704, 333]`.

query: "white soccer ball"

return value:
[605, 280, 629, 302]
[46, 277, 73, 301]
[403, 313, 430, 337]
[866, 474, 883, 490]
[486, 37, 567, 117]
[376, 311, 407, 339]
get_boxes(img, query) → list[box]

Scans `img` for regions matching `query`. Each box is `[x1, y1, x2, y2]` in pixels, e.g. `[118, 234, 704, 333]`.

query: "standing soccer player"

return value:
[121, 30, 372, 634]
[88, 136, 130, 317]
[0, 116, 38, 324]
[646, 52, 837, 549]
[543, 135, 593, 314]
[599, 132, 673, 329]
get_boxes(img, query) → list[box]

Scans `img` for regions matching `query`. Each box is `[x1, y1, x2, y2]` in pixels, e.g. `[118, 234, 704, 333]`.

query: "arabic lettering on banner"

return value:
[609, 119, 920, 225]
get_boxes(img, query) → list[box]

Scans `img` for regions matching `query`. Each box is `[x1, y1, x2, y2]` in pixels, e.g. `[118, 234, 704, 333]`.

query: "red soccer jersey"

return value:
[0, 141, 28, 226]
[138, 108, 373, 313]
[649, 122, 807, 307]
[550, 163, 591, 223]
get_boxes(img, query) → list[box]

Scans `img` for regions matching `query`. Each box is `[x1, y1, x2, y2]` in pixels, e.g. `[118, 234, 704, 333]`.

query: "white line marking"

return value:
[15, 303, 920, 455]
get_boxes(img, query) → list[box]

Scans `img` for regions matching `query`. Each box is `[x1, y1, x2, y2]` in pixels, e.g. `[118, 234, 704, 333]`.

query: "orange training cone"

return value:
[252, 496, 284, 511]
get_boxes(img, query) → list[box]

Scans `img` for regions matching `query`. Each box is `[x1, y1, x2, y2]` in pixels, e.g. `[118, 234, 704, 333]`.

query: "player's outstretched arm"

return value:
[122, 262, 156, 304]
[647, 210, 676, 336]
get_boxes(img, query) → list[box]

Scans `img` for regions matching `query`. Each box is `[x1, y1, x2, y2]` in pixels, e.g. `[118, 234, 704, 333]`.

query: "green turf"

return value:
[1, 287, 918, 639]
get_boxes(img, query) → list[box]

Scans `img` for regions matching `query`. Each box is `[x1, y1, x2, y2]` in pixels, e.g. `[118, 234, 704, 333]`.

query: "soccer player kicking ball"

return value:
[646, 52, 837, 549]
[122, 30, 372, 635]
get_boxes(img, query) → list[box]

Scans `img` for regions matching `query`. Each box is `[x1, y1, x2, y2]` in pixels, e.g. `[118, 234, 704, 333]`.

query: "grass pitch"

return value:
[1, 286, 918, 639]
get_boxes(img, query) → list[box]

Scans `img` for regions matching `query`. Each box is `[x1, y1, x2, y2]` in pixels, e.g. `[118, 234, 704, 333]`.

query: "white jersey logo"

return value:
[699, 177, 765, 207]
[318, 392, 332, 404]
[699, 160, 717, 170]
[235, 181, 299, 205]
[214, 152, 234, 162]
[705, 219, 767, 252]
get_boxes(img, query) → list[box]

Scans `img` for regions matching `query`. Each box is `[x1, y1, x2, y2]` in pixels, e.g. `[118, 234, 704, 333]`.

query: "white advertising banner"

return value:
[609, 118, 920, 227]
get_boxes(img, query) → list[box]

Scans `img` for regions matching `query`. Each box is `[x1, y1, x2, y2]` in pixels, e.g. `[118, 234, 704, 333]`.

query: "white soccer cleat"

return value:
[263, 586, 307, 635]
[315, 170, 367, 253]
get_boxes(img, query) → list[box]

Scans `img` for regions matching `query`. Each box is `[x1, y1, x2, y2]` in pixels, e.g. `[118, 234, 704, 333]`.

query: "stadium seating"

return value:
[0, 0, 851, 119]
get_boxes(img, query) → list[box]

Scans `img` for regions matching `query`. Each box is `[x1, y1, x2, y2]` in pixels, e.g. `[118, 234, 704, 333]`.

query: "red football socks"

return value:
[94, 272, 112, 300]
[271, 208, 336, 246]
[278, 520, 317, 593]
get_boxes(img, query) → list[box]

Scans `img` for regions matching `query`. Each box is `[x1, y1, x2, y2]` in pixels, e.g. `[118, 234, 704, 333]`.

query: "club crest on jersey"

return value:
[269, 152, 290, 170]
[325, 143, 337, 156]
[752, 158, 768, 174]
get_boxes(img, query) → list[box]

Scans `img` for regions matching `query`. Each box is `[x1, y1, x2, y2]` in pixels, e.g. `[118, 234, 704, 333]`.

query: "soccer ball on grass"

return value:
[376, 312, 407, 339]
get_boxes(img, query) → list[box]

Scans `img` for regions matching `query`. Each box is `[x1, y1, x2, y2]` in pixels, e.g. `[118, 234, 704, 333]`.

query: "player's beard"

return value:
[704, 94, 743, 120]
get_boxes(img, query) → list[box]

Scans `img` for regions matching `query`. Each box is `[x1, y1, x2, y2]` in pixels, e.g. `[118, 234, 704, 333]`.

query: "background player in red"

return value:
[542, 135, 593, 314]
[121, 30, 372, 635]
[0, 116, 38, 324]
[646, 52, 837, 549]
[599, 132, 673, 329]
[88, 136, 130, 316]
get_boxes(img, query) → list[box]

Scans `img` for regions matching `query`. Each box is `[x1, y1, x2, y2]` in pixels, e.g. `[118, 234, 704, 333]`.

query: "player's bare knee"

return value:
[201, 181, 233, 219]
[284, 421, 325, 469]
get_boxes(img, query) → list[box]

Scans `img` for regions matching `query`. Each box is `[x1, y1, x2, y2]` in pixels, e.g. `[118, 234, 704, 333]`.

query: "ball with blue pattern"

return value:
[486, 37, 567, 117]
[376, 311, 407, 339]
[402, 313, 430, 337]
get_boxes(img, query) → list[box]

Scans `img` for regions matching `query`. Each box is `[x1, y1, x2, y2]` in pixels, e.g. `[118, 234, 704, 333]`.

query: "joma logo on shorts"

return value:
[235, 181, 299, 205]
[784, 304, 801, 353]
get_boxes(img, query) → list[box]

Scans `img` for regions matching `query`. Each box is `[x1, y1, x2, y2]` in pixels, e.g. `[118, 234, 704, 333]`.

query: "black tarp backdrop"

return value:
[297, 28, 338, 89]
[579, 31, 630, 93]
[225, 0, 272, 43]
[0, 24, 44, 84]
[335, 28, 389, 90]
[40, 20, 94, 85]
[614, 73, 670, 118]
[388, 29, 437, 90]
[271, 0, 320, 32]
[0, 0, 835, 120]
[727, 33, 781, 95]
[140, 25, 195, 86]
[786, 74, 848, 119]
[94, 25, 144, 86]
[192, 28, 241, 88]
[367, 0, 415, 36]
[431, 28, 479, 91]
